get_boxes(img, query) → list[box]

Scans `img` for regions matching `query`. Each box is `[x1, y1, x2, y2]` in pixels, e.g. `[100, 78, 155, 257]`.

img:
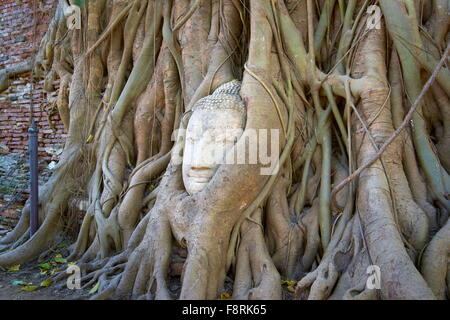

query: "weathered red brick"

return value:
[1, 0, 63, 164]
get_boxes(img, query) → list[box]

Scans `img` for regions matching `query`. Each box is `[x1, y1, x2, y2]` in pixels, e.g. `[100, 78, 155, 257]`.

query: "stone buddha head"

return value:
[182, 80, 246, 195]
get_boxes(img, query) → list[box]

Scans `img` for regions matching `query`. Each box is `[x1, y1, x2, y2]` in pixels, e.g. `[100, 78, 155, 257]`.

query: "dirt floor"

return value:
[0, 221, 294, 300]
[0, 226, 90, 300]
[0, 261, 88, 300]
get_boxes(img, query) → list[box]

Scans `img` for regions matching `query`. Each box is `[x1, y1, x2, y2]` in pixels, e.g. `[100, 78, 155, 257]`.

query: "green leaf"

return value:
[56, 241, 69, 249]
[21, 285, 38, 292]
[89, 282, 100, 294]
[281, 279, 297, 293]
[40, 279, 53, 287]
[38, 263, 52, 270]
[53, 254, 68, 264]
[281, 279, 297, 286]
[49, 268, 61, 275]
[7, 264, 20, 272]
[74, 0, 85, 7]
[219, 293, 231, 300]
[85, 135, 94, 143]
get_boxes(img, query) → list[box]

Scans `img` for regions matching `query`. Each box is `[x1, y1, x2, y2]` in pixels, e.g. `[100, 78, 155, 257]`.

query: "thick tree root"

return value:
[421, 218, 450, 300]
[233, 208, 282, 300]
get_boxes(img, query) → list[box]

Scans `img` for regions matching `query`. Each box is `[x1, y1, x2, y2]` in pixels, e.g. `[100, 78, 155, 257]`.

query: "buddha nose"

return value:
[190, 137, 218, 168]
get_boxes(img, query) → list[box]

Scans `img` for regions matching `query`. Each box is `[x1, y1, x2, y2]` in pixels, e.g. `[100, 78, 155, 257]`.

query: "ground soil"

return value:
[0, 220, 87, 300]
[0, 211, 295, 300]
[0, 261, 87, 300]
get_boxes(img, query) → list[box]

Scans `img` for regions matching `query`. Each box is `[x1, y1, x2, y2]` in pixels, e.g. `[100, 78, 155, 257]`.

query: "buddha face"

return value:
[182, 108, 244, 195]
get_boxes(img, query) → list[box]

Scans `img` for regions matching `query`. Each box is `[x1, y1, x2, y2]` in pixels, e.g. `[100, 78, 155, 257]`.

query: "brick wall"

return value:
[0, 0, 65, 162]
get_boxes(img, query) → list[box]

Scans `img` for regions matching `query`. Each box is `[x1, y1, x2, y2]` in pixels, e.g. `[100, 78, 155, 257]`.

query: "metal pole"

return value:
[29, 118, 39, 236]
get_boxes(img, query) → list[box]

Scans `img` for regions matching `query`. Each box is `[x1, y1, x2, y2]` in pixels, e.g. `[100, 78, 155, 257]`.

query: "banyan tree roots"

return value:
[1, 0, 449, 300]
